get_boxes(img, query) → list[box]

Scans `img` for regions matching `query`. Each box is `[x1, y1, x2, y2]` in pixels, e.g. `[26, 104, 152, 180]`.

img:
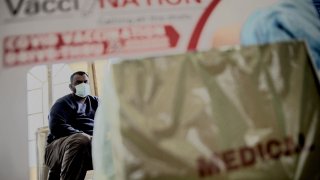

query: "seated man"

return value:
[45, 71, 99, 180]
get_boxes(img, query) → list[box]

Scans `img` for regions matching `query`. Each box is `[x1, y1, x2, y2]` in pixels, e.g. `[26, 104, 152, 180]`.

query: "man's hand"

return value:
[80, 132, 92, 140]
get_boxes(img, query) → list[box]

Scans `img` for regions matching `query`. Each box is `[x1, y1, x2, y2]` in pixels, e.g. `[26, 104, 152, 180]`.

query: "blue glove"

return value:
[241, 0, 320, 71]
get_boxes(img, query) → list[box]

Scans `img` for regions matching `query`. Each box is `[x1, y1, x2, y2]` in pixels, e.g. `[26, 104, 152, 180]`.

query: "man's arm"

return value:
[48, 101, 82, 138]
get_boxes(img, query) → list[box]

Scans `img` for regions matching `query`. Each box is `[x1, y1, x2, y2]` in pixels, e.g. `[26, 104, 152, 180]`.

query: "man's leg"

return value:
[60, 133, 92, 180]
[47, 170, 60, 180]
[45, 136, 67, 180]
[44, 133, 92, 180]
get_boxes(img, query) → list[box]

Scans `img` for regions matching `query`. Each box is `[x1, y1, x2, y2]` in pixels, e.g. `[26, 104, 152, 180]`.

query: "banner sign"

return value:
[93, 41, 320, 180]
[0, 0, 279, 68]
[3, 25, 179, 67]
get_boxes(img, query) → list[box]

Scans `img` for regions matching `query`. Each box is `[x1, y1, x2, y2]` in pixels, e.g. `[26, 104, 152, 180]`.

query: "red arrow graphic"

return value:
[165, 25, 180, 48]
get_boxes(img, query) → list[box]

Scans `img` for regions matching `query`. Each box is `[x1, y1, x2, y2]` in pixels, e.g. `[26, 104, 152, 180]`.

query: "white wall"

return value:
[0, 67, 30, 179]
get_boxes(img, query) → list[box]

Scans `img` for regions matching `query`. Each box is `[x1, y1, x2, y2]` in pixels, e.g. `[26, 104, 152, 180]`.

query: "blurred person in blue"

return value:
[241, 0, 320, 77]
[45, 71, 99, 180]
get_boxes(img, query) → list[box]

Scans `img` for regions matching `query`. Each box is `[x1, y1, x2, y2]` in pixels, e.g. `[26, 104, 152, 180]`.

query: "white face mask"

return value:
[75, 83, 91, 98]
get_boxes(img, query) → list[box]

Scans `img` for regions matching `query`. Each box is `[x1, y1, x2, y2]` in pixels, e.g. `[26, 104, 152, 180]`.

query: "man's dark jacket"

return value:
[47, 94, 99, 144]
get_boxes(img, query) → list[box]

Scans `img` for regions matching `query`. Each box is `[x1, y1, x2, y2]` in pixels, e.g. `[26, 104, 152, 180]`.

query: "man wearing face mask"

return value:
[45, 71, 99, 180]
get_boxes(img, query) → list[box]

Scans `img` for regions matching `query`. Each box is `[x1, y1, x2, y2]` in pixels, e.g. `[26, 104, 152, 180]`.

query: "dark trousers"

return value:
[44, 133, 93, 180]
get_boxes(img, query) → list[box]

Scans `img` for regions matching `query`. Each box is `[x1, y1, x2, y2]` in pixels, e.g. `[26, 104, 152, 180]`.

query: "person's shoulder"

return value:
[51, 94, 76, 109]
[55, 94, 74, 103]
